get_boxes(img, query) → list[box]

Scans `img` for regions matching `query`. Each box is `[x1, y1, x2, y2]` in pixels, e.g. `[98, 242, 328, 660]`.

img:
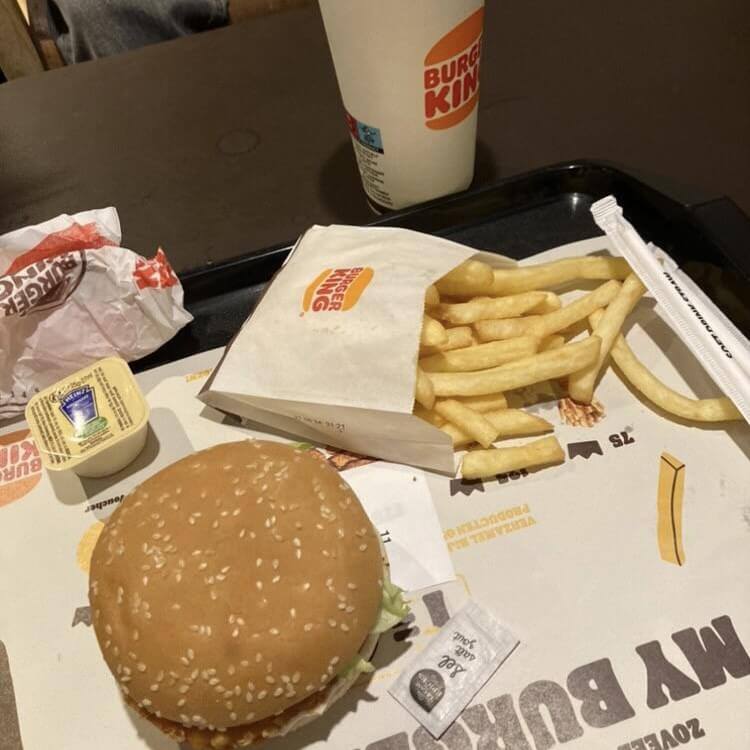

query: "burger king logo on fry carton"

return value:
[0, 429, 42, 508]
[302, 267, 374, 313]
[424, 7, 483, 130]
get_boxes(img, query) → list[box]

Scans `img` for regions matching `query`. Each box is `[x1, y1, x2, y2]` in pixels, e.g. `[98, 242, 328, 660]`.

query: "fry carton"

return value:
[199, 225, 514, 472]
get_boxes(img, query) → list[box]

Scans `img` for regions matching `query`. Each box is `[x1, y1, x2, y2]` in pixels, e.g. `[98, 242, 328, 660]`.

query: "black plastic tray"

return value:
[134, 161, 750, 372]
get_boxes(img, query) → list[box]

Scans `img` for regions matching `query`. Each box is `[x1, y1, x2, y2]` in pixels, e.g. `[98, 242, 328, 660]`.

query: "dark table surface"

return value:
[1, 0, 748, 273]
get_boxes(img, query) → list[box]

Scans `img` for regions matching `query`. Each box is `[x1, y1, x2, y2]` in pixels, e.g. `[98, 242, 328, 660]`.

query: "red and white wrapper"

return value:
[0, 208, 192, 419]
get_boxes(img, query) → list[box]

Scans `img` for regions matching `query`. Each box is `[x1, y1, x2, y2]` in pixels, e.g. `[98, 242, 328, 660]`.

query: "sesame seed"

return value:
[137, 663, 146, 672]
[256, 558, 263, 567]
[230, 712, 238, 721]
[328, 619, 337, 628]
[265, 675, 275, 684]
[209, 678, 220, 686]
[340, 623, 350, 632]
[150, 684, 159, 692]
[232, 628, 239, 638]
[256, 581, 263, 591]
[289, 608, 296, 618]
[239, 528, 247, 539]
[245, 692, 253, 703]
[133, 629, 139, 641]
[257, 690, 267, 700]
[273, 687, 284, 697]
[347, 583, 357, 590]
[246, 712, 255, 721]
[269, 628, 279, 636]
[180, 657, 190, 666]
[105, 624, 112, 635]
[142, 698, 152, 707]
[302, 582, 311, 591]
[178, 698, 186, 707]
[255, 653, 263, 663]
[228, 664, 236, 675]
[303, 623, 313, 632]
[359, 544, 368, 551]
[187, 649, 195, 659]
[272, 575, 280, 583]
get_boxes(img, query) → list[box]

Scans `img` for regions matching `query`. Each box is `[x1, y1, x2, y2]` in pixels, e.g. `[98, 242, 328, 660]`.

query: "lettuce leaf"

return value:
[373, 578, 410, 635]
[337, 564, 409, 679]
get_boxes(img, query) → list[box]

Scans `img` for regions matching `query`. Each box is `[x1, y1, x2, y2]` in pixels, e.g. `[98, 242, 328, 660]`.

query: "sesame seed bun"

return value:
[89, 440, 384, 747]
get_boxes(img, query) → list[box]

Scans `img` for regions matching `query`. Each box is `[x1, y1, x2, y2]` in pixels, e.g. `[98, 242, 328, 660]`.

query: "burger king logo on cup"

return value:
[0, 429, 42, 508]
[423, 7, 484, 130]
[302, 267, 374, 313]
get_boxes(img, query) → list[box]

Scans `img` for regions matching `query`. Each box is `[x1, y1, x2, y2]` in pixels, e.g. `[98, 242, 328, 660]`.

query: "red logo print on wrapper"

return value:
[0, 430, 42, 508]
[302, 267, 374, 313]
[133, 248, 179, 290]
[423, 7, 484, 130]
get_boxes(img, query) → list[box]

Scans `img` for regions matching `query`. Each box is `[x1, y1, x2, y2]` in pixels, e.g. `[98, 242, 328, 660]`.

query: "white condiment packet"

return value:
[389, 600, 519, 738]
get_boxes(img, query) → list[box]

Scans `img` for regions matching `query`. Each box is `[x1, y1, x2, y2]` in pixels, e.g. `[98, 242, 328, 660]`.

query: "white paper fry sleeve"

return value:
[591, 196, 750, 423]
[200, 224, 515, 472]
[389, 601, 519, 738]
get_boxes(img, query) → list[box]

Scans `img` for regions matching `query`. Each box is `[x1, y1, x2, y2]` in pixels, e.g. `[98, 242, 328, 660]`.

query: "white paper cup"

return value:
[319, 0, 485, 211]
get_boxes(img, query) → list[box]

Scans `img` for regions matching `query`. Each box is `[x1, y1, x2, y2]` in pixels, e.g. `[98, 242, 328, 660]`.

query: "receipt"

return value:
[343, 461, 455, 592]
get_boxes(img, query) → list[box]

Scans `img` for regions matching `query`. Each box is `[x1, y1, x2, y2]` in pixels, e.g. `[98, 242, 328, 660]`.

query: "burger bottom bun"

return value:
[127, 630, 381, 749]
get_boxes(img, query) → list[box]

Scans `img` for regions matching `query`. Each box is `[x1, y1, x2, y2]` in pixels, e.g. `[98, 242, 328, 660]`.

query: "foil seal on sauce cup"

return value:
[25, 357, 149, 478]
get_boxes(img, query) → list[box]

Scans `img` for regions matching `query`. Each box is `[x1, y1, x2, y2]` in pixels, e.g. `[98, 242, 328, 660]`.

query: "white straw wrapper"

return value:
[591, 195, 750, 424]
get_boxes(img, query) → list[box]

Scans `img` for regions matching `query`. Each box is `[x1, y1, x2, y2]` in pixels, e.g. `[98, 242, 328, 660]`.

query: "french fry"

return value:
[531, 291, 562, 314]
[476, 280, 620, 341]
[424, 284, 440, 306]
[568, 274, 646, 402]
[657, 452, 686, 566]
[435, 260, 494, 296]
[434, 400, 498, 448]
[461, 436, 564, 479]
[474, 316, 541, 342]
[506, 381, 561, 407]
[419, 336, 539, 373]
[589, 310, 742, 421]
[414, 367, 435, 409]
[487, 256, 631, 295]
[420, 326, 474, 354]
[430, 337, 601, 396]
[454, 393, 508, 412]
[442, 408, 553, 448]
[435, 291, 548, 325]
[412, 403, 445, 427]
[540, 335, 565, 351]
[421, 314, 448, 347]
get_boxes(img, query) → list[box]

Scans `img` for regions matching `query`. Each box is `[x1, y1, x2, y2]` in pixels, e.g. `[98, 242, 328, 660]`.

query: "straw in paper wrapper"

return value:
[591, 196, 750, 424]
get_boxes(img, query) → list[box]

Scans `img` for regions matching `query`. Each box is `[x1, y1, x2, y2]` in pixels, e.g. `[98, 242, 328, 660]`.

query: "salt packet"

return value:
[389, 601, 519, 738]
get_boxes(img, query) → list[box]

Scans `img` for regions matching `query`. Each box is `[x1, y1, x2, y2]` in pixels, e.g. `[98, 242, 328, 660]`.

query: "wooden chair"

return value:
[0, 0, 63, 80]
